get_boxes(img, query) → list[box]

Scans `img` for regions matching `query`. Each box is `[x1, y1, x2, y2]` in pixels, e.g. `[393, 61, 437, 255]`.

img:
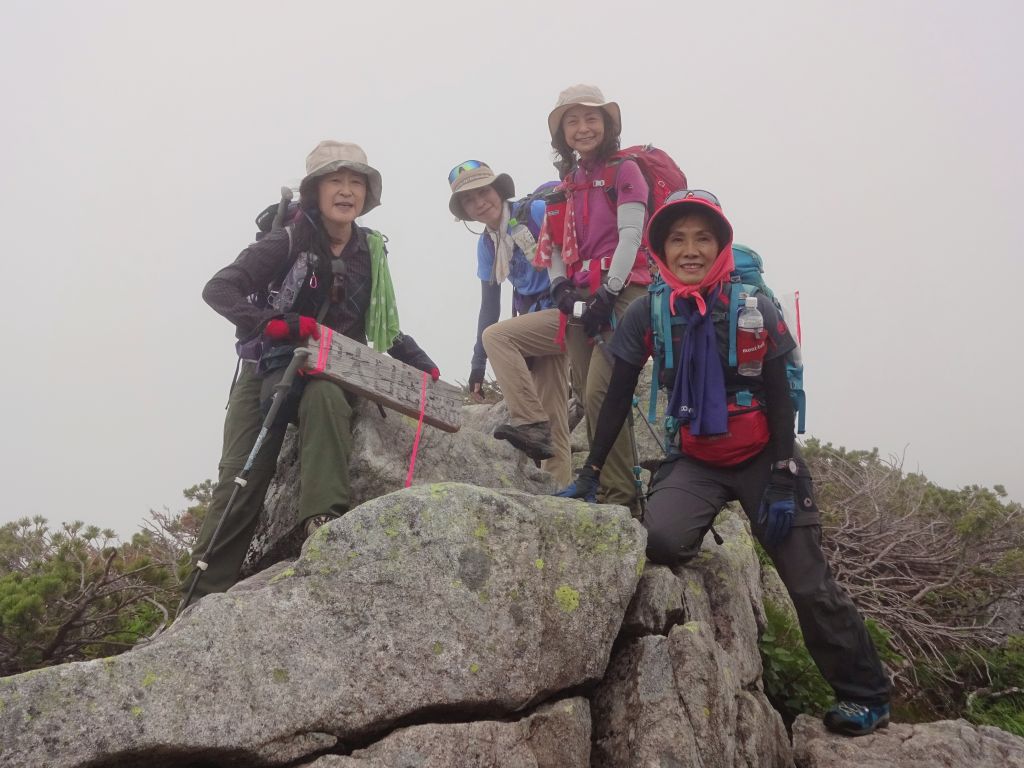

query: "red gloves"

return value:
[429, 367, 440, 382]
[264, 315, 321, 342]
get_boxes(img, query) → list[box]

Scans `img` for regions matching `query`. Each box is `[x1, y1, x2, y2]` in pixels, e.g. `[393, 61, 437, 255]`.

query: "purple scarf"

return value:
[665, 289, 729, 436]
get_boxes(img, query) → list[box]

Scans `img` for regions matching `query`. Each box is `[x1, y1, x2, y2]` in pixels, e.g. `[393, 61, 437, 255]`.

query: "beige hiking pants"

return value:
[482, 309, 571, 486]
[484, 282, 646, 505]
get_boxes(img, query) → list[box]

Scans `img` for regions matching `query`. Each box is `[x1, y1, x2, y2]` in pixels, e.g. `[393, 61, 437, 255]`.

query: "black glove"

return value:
[554, 465, 600, 503]
[468, 367, 485, 401]
[550, 277, 580, 316]
[582, 286, 617, 336]
[388, 332, 437, 374]
[757, 468, 797, 547]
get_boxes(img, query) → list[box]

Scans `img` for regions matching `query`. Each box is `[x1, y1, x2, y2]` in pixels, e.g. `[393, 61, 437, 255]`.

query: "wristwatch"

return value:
[605, 276, 625, 295]
[773, 458, 798, 475]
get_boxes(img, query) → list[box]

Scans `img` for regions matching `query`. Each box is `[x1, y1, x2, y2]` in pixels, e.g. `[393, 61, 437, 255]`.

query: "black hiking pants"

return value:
[645, 449, 891, 706]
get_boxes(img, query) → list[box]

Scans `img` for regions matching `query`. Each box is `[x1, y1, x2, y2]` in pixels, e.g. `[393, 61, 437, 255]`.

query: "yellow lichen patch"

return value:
[272, 668, 289, 683]
[379, 510, 405, 538]
[635, 554, 646, 577]
[473, 522, 488, 539]
[554, 585, 580, 613]
[141, 672, 159, 688]
[269, 567, 296, 584]
[469, 663, 480, 674]
[305, 540, 324, 562]
[534, 558, 545, 570]
[130, 706, 143, 717]
[432, 641, 443, 656]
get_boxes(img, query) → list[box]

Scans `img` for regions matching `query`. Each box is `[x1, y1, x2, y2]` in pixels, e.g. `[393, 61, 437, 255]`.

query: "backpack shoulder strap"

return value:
[601, 154, 629, 203]
[648, 283, 675, 423]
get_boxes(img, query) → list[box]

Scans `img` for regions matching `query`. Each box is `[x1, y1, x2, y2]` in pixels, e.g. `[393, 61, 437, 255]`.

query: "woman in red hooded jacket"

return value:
[559, 190, 892, 737]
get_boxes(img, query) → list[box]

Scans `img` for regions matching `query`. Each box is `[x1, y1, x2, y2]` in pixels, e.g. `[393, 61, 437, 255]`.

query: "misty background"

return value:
[1, 0, 1020, 537]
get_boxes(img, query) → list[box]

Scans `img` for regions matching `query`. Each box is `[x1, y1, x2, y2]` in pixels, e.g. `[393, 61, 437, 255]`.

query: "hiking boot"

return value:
[823, 701, 890, 736]
[493, 421, 556, 461]
[304, 514, 334, 538]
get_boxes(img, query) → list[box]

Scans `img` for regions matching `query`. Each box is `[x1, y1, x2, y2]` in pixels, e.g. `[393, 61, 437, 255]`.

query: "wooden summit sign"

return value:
[301, 329, 462, 433]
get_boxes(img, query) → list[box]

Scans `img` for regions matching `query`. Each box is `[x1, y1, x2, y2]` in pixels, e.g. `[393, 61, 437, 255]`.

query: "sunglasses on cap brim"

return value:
[448, 160, 489, 185]
[662, 189, 721, 207]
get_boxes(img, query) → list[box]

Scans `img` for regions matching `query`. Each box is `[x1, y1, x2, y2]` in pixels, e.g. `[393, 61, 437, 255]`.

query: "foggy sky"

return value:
[1, 0, 1020, 537]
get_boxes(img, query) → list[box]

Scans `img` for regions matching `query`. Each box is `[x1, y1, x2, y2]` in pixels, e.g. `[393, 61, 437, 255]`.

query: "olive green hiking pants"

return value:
[568, 283, 647, 510]
[184, 362, 354, 606]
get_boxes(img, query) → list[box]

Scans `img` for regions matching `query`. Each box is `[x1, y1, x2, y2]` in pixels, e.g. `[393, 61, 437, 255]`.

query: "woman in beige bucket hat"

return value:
[446, 160, 571, 486]
[532, 83, 654, 513]
[182, 140, 439, 608]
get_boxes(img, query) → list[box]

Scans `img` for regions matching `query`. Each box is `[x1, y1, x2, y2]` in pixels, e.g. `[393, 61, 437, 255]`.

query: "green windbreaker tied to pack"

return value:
[647, 243, 806, 449]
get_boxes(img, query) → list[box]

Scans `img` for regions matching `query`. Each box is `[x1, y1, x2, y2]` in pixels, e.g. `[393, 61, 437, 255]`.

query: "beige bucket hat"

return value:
[547, 84, 621, 141]
[447, 160, 515, 220]
[299, 140, 382, 214]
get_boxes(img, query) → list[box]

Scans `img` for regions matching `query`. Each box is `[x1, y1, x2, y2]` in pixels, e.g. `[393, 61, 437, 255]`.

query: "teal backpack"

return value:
[647, 244, 807, 445]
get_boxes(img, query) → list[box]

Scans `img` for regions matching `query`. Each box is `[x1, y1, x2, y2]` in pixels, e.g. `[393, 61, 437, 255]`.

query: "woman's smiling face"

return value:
[317, 168, 367, 227]
[561, 106, 606, 159]
[662, 212, 722, 285]
[458, 185, 504, 229]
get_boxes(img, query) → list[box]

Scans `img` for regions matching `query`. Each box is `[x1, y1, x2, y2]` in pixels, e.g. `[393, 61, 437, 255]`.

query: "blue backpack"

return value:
[647, 243, 807, 441]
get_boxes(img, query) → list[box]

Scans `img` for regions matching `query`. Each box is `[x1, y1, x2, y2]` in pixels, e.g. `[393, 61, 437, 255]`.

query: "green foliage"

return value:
[800, 436, 1024, 721]
[958, 636, 1024, 737]
[863, 618, 904, 669]
[759, 600, 833, 718]
[0, 485, 205, 676]
[968, 695, 1024, 737]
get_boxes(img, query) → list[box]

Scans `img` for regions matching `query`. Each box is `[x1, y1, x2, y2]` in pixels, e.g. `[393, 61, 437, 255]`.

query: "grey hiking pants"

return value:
[184, 361, 354, 606]
[645, 450, 891, 706]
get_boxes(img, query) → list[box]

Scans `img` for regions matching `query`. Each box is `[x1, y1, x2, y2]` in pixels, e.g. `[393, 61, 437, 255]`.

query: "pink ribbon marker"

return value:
[404, 371, 429, 488]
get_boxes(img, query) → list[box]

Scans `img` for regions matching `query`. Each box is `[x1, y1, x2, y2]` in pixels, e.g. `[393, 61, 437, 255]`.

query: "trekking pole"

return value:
[270, 186, 293, 231]
[632, 395, 664, 448]
[178, 346, 312, 615]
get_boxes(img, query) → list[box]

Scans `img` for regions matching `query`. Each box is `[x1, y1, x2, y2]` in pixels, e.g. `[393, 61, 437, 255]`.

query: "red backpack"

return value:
[595, 145, 688, 214]
[539, 145, 687, 273]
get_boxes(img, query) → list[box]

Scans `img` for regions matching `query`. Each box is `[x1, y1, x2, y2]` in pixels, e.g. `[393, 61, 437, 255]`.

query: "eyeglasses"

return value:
[448, 160, 489, 184]
[664, 189, 721, 207]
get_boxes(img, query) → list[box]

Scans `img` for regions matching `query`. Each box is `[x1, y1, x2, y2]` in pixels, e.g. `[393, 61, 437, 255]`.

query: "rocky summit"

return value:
[3, 393, 1023, 767]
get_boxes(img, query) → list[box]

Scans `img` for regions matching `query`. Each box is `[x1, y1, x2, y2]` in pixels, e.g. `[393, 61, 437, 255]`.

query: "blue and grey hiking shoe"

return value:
[823, 701, 890, 736]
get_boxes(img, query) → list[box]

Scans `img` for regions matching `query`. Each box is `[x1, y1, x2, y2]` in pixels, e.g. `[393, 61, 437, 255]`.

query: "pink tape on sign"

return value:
[307, 327, 333, 374]
[404, 371, 429, 488]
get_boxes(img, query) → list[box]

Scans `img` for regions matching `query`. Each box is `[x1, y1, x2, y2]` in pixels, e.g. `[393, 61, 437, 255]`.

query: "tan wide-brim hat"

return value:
[299, 140, 382, 215]
[447, 161, 515, 220]
[547, 83, 621, 141]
